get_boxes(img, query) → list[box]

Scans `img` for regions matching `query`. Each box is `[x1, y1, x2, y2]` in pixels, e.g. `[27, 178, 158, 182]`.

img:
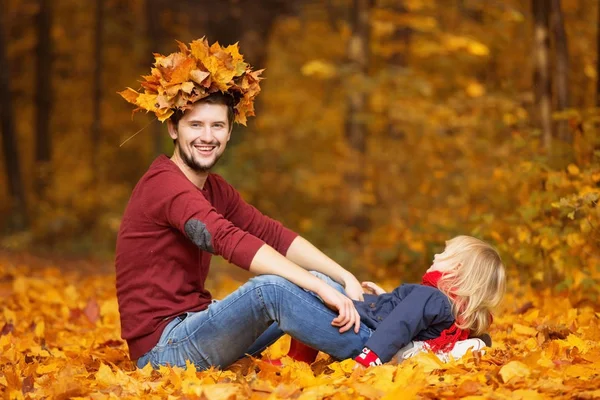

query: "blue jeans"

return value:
[136, 272, 372, 370]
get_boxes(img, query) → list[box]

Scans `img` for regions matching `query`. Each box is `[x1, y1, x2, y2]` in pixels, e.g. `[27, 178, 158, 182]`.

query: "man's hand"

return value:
[361, 281, 387, 296]
[316, 283, 361, 334]
[285, 237, 365, 301]
[342, 273, 365, 302]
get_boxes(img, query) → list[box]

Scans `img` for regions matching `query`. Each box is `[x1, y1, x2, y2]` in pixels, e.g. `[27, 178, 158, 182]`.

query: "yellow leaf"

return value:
[567, 164, 580, 176]
[524, 309, 540, 323]
[513, 323, 537, 336]
[37, 362, 60, 374]
[499, 361, 531, 383]
[524, 337, 538, 351]
[466, 81, 485, 97]
[467, 41, 490, 56]
[301, 60, 337, 79]
[135, 93, 159, 112]
[512, 389, 545, 400]
[558, 334, 590, 354]
[118, 87, 140, 104]
[34, 320, 45, 338]
[564, 365, 595, 379]
[95, 363, 119, 387]
[3, 308, 16, 323]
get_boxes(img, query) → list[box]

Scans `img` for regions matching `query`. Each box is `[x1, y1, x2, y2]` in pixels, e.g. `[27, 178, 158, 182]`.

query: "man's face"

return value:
[168, 102, 232, 172]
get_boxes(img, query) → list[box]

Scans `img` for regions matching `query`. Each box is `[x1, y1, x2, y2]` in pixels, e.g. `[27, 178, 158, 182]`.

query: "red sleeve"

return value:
[214, 175, 298, 256]
[140, 170, 264, 269]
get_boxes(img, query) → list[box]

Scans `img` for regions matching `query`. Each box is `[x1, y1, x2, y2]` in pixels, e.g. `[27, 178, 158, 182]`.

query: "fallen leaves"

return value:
[118, 37, 262, 125]
[1, 255, 600, 399]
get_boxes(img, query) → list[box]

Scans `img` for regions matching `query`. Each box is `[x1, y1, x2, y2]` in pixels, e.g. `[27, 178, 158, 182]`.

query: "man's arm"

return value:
[250, 244, 361, 333]
[219, 176, 364, 300]
[144, 173, 362, 333]
[286, 236, 364, 301]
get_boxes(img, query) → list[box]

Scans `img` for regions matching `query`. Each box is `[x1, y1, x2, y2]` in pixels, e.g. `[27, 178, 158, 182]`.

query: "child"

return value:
[262, 235, 505, 367]
[353, 235, 506, 367]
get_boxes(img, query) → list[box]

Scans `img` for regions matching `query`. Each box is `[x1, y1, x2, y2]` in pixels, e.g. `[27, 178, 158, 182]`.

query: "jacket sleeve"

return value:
[216, 175, 298, 256]
[141, 171, 265, 270]
[364, 288, 452, 363]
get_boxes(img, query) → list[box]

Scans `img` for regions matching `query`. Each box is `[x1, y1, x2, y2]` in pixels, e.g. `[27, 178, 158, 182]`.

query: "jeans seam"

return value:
[170, 281, 308, 346]
[154, 280, 364, 362]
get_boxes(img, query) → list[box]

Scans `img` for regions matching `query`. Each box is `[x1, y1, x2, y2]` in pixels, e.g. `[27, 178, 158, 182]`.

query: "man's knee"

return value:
[249, 274, 293, 288]
[309, 271, 328, 280]
[309, 271, 345, 295]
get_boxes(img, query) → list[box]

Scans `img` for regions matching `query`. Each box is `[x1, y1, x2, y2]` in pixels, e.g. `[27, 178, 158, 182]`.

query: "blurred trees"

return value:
[0, 0, 28, 230]
[91, 0, 104, 180]
[533, 0, 552, 150]
[0, 0, 598, 291]
[34, 0, 52, 197]
[551, 0, 571, 143]
[345, 0, 373, 235]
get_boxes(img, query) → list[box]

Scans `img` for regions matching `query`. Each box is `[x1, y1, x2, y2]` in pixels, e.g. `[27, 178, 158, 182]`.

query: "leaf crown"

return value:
[118, 37, 263, 125]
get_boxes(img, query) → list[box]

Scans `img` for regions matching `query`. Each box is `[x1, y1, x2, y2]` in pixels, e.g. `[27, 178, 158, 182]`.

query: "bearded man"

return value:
[116, 39, 368, 370]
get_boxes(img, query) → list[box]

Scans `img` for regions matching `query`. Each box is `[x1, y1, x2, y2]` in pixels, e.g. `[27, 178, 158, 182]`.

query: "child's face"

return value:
[427, 247, 459, 273]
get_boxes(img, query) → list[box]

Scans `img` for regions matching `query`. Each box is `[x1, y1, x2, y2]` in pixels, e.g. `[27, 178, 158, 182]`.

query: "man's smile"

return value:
[193, 143, 217, 156]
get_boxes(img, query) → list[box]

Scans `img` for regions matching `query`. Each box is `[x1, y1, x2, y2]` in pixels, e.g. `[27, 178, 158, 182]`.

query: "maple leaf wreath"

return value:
[118, 37, 263, 126]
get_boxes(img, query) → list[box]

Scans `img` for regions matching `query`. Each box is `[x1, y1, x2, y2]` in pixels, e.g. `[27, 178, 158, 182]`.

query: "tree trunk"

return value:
[551, 0, 571, 143]
[92, 0, 104, 181]
[386, 2, 411, 140]
[0, 5, 28, 230]
[345, 0, 373, 235]
[532, 0, 553, 152]
[147, 0, 163, 157]
[597, 1, 600, 107]
[35, 0, 53, 197]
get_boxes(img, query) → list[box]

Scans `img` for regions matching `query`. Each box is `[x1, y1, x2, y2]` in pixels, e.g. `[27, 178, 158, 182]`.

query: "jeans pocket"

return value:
[155, 314, 189, 350]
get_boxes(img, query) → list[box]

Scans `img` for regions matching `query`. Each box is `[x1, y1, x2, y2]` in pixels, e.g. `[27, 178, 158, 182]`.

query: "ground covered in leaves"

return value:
[1, 253, 599, 400]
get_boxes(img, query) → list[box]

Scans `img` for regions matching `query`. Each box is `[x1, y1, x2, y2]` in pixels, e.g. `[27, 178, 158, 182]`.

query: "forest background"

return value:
[1, 0, 599, 286]
[1, 0, 600, 398]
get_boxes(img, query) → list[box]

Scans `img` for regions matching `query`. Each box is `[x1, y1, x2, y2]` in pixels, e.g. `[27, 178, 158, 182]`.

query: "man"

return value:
[116, 39, 369, 370]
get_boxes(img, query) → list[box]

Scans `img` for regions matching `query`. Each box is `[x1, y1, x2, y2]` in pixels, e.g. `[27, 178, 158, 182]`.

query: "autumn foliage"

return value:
[1, 0, 600, 398]
[1, 253, 600, 399]
[118, 38, 263, 125]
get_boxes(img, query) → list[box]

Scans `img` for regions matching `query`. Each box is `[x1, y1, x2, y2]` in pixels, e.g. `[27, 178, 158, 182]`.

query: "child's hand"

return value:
[361, 281, 387, 296]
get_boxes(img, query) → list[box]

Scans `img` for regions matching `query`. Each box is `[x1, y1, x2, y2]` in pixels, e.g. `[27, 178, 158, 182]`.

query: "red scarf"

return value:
[421, 271, 471, 353]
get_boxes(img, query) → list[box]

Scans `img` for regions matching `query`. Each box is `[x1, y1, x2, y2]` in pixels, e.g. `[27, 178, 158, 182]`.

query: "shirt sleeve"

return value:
[141, 171, 265, 270]
[215, 175, 298, 256]
[364, 288, 452, 363]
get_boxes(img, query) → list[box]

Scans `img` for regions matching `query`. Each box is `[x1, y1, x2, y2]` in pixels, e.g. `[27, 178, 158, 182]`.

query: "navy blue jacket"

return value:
[353, 284, 455, 363]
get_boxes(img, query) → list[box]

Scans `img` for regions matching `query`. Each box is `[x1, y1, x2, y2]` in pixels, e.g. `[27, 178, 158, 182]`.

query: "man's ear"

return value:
[167, 120, 178, 140]
[226, 124, 233, 143]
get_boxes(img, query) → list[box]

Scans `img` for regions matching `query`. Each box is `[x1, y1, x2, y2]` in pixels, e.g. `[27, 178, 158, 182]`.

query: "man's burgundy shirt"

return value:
[115, 155, 298, 360]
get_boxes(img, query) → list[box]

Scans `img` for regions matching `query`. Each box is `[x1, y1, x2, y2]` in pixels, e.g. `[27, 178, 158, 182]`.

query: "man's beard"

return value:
[179, 144, 222, 173]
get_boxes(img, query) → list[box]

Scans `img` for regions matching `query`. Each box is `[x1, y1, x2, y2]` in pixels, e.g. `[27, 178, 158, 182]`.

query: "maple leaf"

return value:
[119, 37, 263, 126]
[499, 361, 531, 383]
[190, 69, 210, 85]
[83, 298, 100, 324]
[167, 57, 196, 86]
[118, 88, 140, 104]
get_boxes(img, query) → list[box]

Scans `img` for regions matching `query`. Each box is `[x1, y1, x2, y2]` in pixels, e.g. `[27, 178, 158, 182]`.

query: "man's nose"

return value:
[197, 126, 213, 141]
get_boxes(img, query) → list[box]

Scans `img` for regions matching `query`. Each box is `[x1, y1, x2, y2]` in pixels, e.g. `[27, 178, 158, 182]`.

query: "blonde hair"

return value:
[436, 235, 506, 335]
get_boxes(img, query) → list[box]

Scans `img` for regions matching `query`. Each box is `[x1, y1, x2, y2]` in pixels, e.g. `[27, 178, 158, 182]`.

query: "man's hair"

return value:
[435, 235, 506, 336]
[169, 92, 236, 129]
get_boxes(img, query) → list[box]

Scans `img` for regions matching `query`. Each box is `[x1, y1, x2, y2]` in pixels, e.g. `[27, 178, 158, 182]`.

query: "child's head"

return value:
[433, 235, 506, 335]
